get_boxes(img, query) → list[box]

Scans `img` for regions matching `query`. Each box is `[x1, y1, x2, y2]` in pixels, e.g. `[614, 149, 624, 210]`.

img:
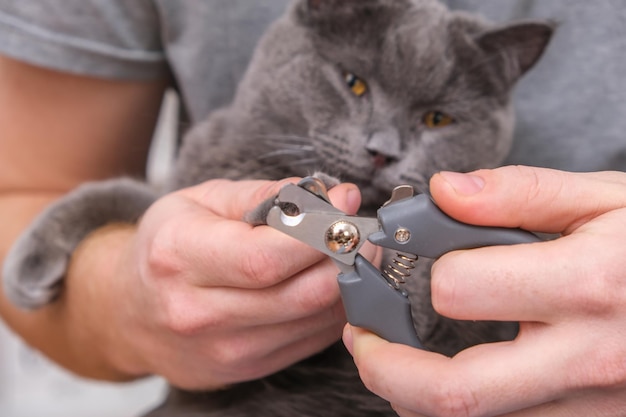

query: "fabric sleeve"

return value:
[0, 0, 169, 80]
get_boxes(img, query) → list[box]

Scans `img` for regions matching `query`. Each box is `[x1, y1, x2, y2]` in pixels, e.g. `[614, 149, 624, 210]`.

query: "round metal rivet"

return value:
[325, 221, 360, 254]
[394, 228, 411, 244]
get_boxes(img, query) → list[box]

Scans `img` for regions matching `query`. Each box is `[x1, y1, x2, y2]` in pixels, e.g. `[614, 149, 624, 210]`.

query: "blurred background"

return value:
[0, 319, 167, 417]
[0, 91, 179, 417]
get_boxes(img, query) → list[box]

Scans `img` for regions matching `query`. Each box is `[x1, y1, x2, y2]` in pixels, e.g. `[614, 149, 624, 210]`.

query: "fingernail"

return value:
[342, 324, 355, 356]
[439, 171, 485, 195]
[345, 186, 362, 215]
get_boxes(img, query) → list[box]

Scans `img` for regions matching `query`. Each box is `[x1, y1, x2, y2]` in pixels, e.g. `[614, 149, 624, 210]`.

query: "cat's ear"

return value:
[476, 21, 555, 85]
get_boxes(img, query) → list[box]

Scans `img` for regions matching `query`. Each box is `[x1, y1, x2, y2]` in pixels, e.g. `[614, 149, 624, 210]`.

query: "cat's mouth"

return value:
[368, 150, 396, 170]
[336, 170, 397, 210]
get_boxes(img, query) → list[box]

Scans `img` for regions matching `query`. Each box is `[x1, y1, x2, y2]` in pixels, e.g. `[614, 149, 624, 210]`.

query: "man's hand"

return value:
[344, 166, 626, 417]
[65, 178, 379, 389]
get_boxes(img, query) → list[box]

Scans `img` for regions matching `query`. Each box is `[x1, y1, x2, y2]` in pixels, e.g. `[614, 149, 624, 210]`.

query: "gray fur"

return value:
[2, 0, 553, 415]
[3, 179, 156, 308]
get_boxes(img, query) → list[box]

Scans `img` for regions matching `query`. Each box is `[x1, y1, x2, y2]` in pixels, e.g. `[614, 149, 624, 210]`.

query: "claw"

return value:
[297, 176, 331, 203]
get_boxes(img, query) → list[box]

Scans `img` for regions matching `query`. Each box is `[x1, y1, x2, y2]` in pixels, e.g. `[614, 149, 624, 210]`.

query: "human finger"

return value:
[205, 323, 346, 386]
[155, 240, 380, 331]
[142, 179, 363, 289]
[182, 177, 363, 221]
[210, 241, 378, 325]
[430, 227, 626, 322]
[181, 177, 298, 221]
[388, 404, 427, 417]
[241, 303, 345, 353]
[154, 259, 344, 331]
[501, 389, 626, 417]
[429, 166, 626, 234]
[346, 325, 571, 417]
[428, 167, 626, 322]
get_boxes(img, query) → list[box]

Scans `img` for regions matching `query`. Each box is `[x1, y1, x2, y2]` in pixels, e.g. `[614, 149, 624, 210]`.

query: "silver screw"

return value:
[325, 221, 360, 254]
[394, 228, 411, 244]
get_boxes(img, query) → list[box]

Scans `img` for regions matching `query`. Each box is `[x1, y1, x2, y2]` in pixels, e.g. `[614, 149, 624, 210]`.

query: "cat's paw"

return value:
[244, 196, 278, 226]
[244, 172, 340, 226]
[3, 226, 74, 309]
[309, 171, 341, 190]
[2, 178, 156, 309]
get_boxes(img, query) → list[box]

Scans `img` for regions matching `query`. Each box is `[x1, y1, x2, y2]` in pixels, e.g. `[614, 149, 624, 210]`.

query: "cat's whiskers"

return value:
[255, 133, 317, 162]
[256, 133, 308, 139]
[251, 133, 321, 177]
[255, 134, 312, 145]
[251, 156, 321, 179]
[257, 147, 315, 160]
[282, 157, 319, 167]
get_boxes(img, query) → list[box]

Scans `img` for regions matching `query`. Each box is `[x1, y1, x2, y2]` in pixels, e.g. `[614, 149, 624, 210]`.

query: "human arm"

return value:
[1, 56, 372, 387]
[343, 165, 626, 417]
[0, 54, 166, 378]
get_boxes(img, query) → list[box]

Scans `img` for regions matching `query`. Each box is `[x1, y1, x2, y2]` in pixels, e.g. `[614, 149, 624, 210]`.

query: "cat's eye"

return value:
[343, 72, 368, 97]
[422, 111, 455, 129]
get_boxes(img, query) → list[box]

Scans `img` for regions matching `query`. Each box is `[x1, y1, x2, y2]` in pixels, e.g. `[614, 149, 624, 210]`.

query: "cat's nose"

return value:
[366, 128, 401, 168]
[367, 149, 396, 169]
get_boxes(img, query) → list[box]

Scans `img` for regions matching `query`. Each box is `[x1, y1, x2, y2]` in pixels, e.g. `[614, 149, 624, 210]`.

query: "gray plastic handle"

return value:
[369, 194, 540, 259]
[338, 255, 424, 348]
[340, 193, 541, 348]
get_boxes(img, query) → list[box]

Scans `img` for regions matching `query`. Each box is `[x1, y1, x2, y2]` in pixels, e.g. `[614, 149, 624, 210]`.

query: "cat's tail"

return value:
[3, 178, 157, 309]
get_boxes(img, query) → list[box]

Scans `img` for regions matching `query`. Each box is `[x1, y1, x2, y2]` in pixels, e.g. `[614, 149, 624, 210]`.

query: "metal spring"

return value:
[382, 252, 418, 289]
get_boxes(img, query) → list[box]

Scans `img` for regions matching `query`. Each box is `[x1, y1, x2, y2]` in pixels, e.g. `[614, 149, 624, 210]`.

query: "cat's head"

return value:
[234, 0, 554, 208]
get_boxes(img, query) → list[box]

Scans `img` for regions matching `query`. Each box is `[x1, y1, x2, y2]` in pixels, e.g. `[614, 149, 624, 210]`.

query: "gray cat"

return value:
[3, 0, 553, 416]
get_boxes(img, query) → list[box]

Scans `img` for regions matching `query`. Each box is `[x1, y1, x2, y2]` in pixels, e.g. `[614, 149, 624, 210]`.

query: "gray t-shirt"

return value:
[0, 0, 291, 124]
[1, 0, 624, 172]
[443, 0, 626, 171]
